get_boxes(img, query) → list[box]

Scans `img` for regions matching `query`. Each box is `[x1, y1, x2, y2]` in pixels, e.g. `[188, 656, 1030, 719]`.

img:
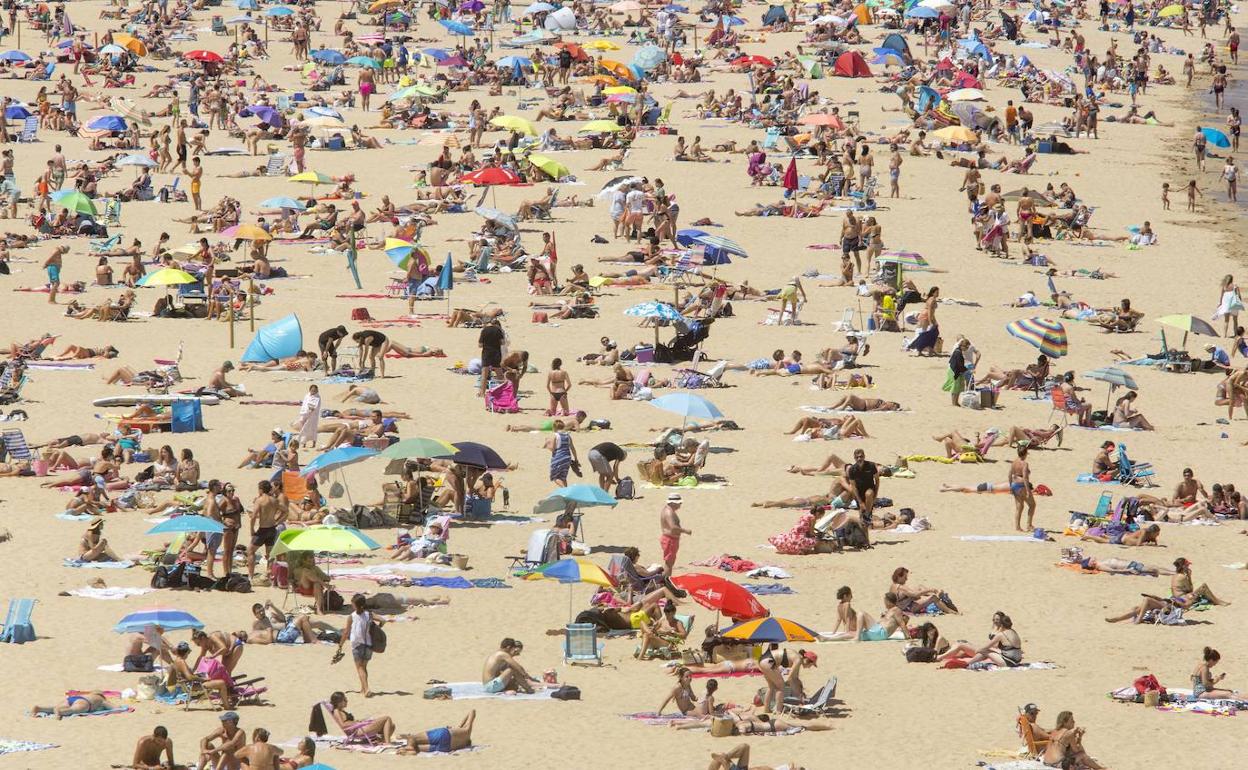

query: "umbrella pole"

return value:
[248, 277, 256, 331]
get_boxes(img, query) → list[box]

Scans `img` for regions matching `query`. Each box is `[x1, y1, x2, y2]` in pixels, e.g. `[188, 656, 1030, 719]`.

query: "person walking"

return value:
[660, 493, 691, 575]
[335, 594, 384, 698]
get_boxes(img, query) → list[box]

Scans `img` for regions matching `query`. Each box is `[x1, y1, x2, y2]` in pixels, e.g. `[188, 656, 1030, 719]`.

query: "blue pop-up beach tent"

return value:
[241, 313, 303, 363]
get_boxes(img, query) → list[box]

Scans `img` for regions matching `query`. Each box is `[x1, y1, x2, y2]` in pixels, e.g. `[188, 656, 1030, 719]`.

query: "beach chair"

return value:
[264, 154, 288, 176]
[158, 176, 181, 202]
[314, 700, 385, 744]
[211, 14, 227, 34]
[831, 307, 858, 332]
[661, 246, 705, 286]
[1017, 712, 1048, 759]
[485, 380, 520, 413]
[0, 429, 34, 462]
[1115, 443, 1155, 486]
[0, 598, 36, 644]
[563, 623, 604, 666]
[1046, 388, 1083, 427]
[100, 198, 122, 226]
[90, 233, 122, 253]
[17, 116, 39, 143]
[761, 127, 781, 150]
[783, 676, 837, 716]
[507, 528, 561, 572]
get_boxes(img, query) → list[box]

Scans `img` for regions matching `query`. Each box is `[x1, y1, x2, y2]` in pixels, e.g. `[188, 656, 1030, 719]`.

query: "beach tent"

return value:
[544, 7, 576, 30]
[762, 4, 788, 26]
[952, 70, 982, 89]
[832, 51, 872, 78]
[879, 32, 912, 62]
[853, 3, 870, 24]
[915, 84, 941, 112]
[170, 399, 205, 433]
[241, 313, 302, 363]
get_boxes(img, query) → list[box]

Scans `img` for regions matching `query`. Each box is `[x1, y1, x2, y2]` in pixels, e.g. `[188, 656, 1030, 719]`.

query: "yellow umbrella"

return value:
[109, 97, 151, 125]
[586, 40, 620, 51]
[490, 114, 536, 136]
[228, 224, 272, 242]
[289, 170, 333, 185]
[368, 0, 400, 11]
[932, 125, 978, 143]
[579, 119, 625, 134]
[580, 74, 619, 86]
[113, 33, 148, 57]
[1158, 4, 1184, 16]
[603, 85, 637, 95]
[139, 268, 197, 286]
[528, 154, 569, 180]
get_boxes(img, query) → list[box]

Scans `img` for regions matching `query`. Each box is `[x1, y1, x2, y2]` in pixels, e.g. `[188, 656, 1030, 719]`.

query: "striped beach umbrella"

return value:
[1082, 367, 1137, 390]
[526, 558, 616, 586]
[720, 616, 817, 643]
[1006, 317, 1068, 358]
[878, 251, 929, 268]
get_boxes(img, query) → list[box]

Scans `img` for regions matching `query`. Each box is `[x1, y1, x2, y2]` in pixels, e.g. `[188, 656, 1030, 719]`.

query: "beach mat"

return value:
[445, 682, 554, 700]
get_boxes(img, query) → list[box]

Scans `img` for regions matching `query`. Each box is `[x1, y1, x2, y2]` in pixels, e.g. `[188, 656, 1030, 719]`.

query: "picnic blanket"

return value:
[745, 583, 794, 595]
[445, 682, 553, 701]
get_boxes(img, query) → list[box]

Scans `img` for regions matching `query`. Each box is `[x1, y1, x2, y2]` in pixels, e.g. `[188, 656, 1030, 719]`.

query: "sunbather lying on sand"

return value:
[30, 690, 118, 719]
[397, 710, 476, 755]
[1059, 547, 1173, 576]
[784, 416, 870, 440]
[825, 395, 902, 411]
[49, 344, 119, 360]
[1080, 523, 1160, 546]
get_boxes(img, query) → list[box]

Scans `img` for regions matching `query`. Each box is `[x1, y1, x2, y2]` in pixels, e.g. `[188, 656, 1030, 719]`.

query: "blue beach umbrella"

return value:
[237, 0, 259, 9]
[437, 254, 454, 291]
[524, 1, 555, 13]
[347, 55, 381, 68]
[439, 19, 475, 36]
[147, 515, 225, 535]
[497, 55, 533, 69]
[422, 47, 451, 60]
[301, 446, 378, 477]
[114, 608, 203, 633]
[311, 48, 346, 65]
[87, 114, 128, 132]
[4, 104, 31, 119]
[533, 484, 618, 514]
[260, 196, 306, 210]
[905, 6, 938, 17]
[265, 5, 295, 15]
[1201, 127, 1231, 148]
[650, 393, 724, 421]
[624, 300, 684, 322]
[115, 154, 157, 168]
[0, 50, 31, 62]
[242, 313, 302, 363]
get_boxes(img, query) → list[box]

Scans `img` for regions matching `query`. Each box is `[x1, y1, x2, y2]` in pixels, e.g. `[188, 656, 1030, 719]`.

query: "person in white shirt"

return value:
[335, 594, 385, 697]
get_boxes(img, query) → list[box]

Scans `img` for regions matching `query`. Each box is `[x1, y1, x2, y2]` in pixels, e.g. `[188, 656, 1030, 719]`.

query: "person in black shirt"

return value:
[845, 448, 880, 521]
[352, 330, 388, 377]
[588, 441, 626, 492]
[558, 48, 572, 85]
[947, 337, 970, 406]
[478, 320, 505, 397]
[318, 325, 348, 372]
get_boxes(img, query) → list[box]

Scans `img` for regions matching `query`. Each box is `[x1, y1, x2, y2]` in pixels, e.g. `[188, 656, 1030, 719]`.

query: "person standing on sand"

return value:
[1230, 29, 1240, 65]
[189, 157, 203, 211]
[294, 384, 320, 447]
[1194, 126, 1207, 171]
[43, 245, 67, 304]
[1010, 445, 1037, 532]
[246, 480, 283, 580]
[1188, 179, 1203, 211]
[659, 493, 691, 575]
[1223, 156, 1238, 202]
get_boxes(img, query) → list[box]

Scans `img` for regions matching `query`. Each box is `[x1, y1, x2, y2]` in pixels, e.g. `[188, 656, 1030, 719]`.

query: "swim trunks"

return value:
[426, 727, 452, 753]
[251, 526, 277, 548]
[660, 534, 680, 566]
[46, 264, 61, 283]
[483, 676, 507, 694]
[859, 624, 889, 641]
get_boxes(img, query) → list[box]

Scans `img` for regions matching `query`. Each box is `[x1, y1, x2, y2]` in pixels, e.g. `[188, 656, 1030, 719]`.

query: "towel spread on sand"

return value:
[98, 662, 165, 672]
[0, 739, 58, 755]
[25, 362, 95, 370]
[63, 559, 135, 569]
[68, 586, 155, 600]
[327, 563, 454, 577]
[946, 661, 1058, 672]
[621, 712, 690, 725]
[956, 535, 1046, 543]
[35, 706, 133, 718]
[446, 682, 553, 701]
[745, 583, 794, 595]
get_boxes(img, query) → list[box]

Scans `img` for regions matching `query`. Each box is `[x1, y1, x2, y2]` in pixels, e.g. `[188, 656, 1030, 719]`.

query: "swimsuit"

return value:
[425, 726, 452, 753]
[859, 623, 889, 641]
[483, 675, 507, 693]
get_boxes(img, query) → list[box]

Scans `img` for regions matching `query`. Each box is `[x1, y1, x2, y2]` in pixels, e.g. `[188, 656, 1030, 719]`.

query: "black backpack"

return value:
[615, 477, 635, 500]
[551, 685, 581, 700]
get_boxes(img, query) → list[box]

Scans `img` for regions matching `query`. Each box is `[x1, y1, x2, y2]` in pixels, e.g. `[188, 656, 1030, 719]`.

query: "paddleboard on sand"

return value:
[92, 395, 220, 407]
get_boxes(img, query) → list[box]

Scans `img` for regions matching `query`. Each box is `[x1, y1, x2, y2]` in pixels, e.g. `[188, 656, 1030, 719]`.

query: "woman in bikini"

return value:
[826, 394, 902, 411]
[50, 343, 119, 360]
[890, 567, 959, 615]
[937, 611, 1024, 667]
[657, 666, 698, 716]
[30, 690, 118, 719]
[1170, 558, 1231, 608]
[1041, 711, 1106, 769]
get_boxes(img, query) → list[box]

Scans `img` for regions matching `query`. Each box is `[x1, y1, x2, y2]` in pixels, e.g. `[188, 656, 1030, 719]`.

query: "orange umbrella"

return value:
[799, 113, 845, 129]
[554, 41, 588, 62]
[599, 59, 633, 80]
[581, 74, 619, 86]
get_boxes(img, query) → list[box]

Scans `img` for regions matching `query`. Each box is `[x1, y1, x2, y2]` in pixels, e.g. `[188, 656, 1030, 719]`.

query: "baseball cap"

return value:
[667, 493, 683, 503]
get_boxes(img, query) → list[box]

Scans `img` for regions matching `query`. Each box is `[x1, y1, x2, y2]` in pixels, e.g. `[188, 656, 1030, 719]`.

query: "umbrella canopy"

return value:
[947, 87, 986, 101]
[632, 44, 667, 71]
[50, 190, 98, 216]
[490, 114, 536, 135]
[671, 573, 767, 620]
[310, 48, 346, 65]
[138, 268, 197, 287]
[87, 114, 128, 132]
[681, 231, 748, 258]
[0, 50, 32, 63]
[146, 515, 225, 535]
[242, 104, 283, 127]
[301, 446, 378, 477]
[380, 437, 457, 460]
[4, 104, 31, 120]
[1156, 314, 1218, 337]
[1083, 367, 1138, 390]
[474, 207, 517, 230]
[383, 238, 429, 269]
[114, 608, 203, 633]
[1200, 127, 1231, 148]
[533, 484, 618, 514]
[932, 125, 978, 143]
[798, 112, 845, 129]
[448, 441, 508, 469]
[586, 39, 620, 51]
[273, 525, 381, 555]
[526, 558, 616, 586]
[184, 49, 224, 63]
[624, 300, 684, 322]
[265, 6, 295, 15]
[439, 19, 475, 36]
[579, 119, 625, 134]
[782, 158, 798, 192]
[110, 97, 151, 125]
[496, 55, 534, 70]
[346, 56, 381, 69]
[460, 167, 523, 186]
[650, 393, 724, 420]
[98, 44, 126, 56]
[527, 154, 569, 180]
[877, 251, 929, 268]
[524, 1, 556, 13]
[113, 33, 148, 56]
[1006, 318, 1069, 358]
[220, 224, 272, 241]
[720, 616, 817, 643]
[437, 254, 454, 292]
[289, 170, 334, 185]
[115, 154, 157, 168]
[1158, 3, 1185, 16]
[260, 196, 307, 211]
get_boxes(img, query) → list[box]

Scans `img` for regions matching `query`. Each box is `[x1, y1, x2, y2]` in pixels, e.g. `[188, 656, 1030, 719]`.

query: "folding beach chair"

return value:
[485, 380, 520, 413]
[1046, 388, 1082, 427]
[783, 676, 837, 716]
[264, 154, 288, 176]
[0, 429, 34, 462]
[1115, 443, 1155, 487]
[563, 623, 604, 666]
[312, 700, 384, 745]
[831, 307, 858, 332]
[90, 233, 122, 253]
[17, 116, 39, 143]
[0, 598, 36, 644]
[100, 198, 122, 226]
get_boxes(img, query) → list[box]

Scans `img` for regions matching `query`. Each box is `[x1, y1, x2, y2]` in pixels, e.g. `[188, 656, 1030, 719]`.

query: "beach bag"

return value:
[151, 565, 171, 589]
[351, 307, 372, 321]
[551, 685, 581, 700]
[616, 477, 635, 500]
[327, 481, 345, 499]
[1133, 674, 1165, 695]
[904, 646, 937, 663]
[368, 618, 387, 653]
[124, 653, 155, 672]
[325, 590, 345, 611]
[423, 685, 452, 699]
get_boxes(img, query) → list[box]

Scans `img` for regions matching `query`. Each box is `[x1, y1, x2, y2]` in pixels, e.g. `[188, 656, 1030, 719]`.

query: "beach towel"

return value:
[745, 583, 794, 595]
[470, 578, 511, 588]
[25, 362, 94, 370]
[621, 712, 689, 725]
[68, 586, 154, 600]
[818, 630, 907, 642]
[745, 566, 792, 579]
[689, 669, 762, 679]
[327, 563, 454, 577]
[0, 739, 58, 756]
[399, 576, 474, 589]
[56, 512, 96, 521]
[98, 662, 165, 673]
[944, 661, 1058, 672]
[445, 682, 553, 700]
[956, 535, 1046, 543]
[35, 705, 133, 718]
[62, 559, 135, 569]
[975, 762, 1049, 770]
[801, 405, 911, 415]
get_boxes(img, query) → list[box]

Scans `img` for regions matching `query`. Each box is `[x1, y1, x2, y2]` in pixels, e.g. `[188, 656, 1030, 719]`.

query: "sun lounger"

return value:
[0, 598, 36, 643]
[782, 675, 837, 716]
[0, 429, 34, 462]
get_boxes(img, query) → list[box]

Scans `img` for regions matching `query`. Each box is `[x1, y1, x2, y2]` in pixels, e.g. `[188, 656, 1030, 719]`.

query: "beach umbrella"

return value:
[490, 114, 536, 135]
[241, 313, 302, 363]
[380, 437, 457, 460]
[1158, 3, 1184, 16]
[226, 14, 257, 24]
[610, 0, 642, 9]
[651, 393, 724, 423]
[1006, 318, 1068, 359]
[300, 446, 378, 477]
[524, 1, 556, 13]
[527, 154, 569, 180]
[138, 268, 196, 286]
[438, 55, 469, 68]
[304, 114, 344, 129]
[671, 573, 767, 621]
[114, 608, 203, 633]
[878, 251, 929, 268]
[681, 230, 749, 259]
[113, 33, 148, 56]
[237, 0, 259, 9]
[720, 616, 817, 643]
[447, 441, 507, 470]
[109, 97, 150, 126]
[289, 170, 333, 192]
[533, 484, 619, 514]
[460, 0, 485, 11]
[0, 50, 31, 63]
[50, 190, 98, 216]
[633, 44, 667, 71]
[796, 54, 824, 78]
[586, 39, 621, 51]
[1200, 127, 1231, 148]
[383, 238, 428, 269]
[1084, 366, 1139, 411]
[260, 196, 306, 211]
[799, 112, 845, 128]
[87, 114, 128, 132]
[242, 104, 283, 127]
[346, 56, 381, 68]
[625, 300, 684, 324]
[272, 525, 381, 556]
[782, 157, 798, 191]
[496, 55, 534, 70]
[221, 224, 272, 241]
[474, 207, 517, 230]
[368, 0, 400, 10]
[3, 104, 31, 120]
[437, 254, 454, 295]
[554, 42, 589, 62]
[310, 48, 346, 65]
[603, 85, 638, 95]
[184, 49, 223, 63]
[905, 5, 938, 17]
[114, 154, 157, 170]
[732, 54, 776, 68]
[146, 515, 225, 535]
[98, 44, 127, 56]
[932, 125, 977, 143]
[947, 87, 985, 102]
[526, 557, 616, 618]
[265, 5, 295, 15]
[439, 19, 475, 36]
[579, 119, 625, 134]
[1157, 313, 1218, 352]
[460, 167, 523, 186]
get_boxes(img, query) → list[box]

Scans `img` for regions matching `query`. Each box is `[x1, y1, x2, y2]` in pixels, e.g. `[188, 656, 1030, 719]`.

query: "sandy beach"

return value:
[2, 1, 1248, 768]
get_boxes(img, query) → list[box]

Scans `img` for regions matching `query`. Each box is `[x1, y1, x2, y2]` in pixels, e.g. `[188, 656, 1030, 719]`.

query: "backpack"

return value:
[214, 574, 252, 593]
[904, 646, 937, 663]
[551, 685, 581, 700]
[835, 521, 871, 550]
[368, 615, 387, 654]
[123, 653, 155, 672]
[615, 477, 635, 500]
